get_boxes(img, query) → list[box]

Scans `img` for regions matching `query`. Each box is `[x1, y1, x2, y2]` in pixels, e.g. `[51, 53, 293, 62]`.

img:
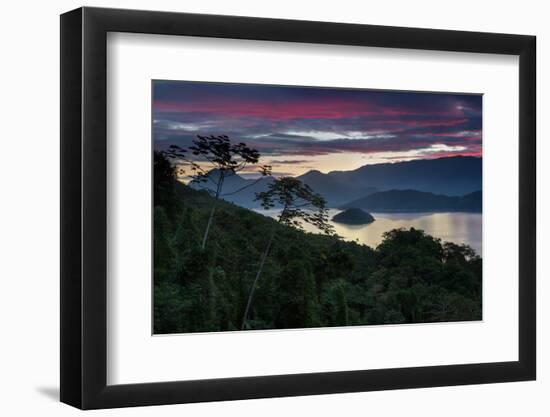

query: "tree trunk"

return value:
[241, 228, 276, 330]
[201, 203, 217, 249]
[201, 172, 225, 249]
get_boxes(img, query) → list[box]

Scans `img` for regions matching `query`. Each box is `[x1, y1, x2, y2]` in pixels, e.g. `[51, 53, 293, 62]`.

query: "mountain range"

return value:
[341, 189, 482, 212]
[189, 156, 482, 210]
[300, 156, 481, 205]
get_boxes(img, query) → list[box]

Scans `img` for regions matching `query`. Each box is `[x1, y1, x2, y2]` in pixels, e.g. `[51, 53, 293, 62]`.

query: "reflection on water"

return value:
[255, 209, 482, 256]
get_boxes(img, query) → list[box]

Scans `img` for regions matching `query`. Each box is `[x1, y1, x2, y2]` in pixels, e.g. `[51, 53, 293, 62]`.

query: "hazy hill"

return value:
[299, 156, 482, 202]
[297, 169, 378, 207]
[341, 189, 482, 212]
[189, 156, 482, 209]
[156, 180, 482, 333]
[189, 169, 273, 208]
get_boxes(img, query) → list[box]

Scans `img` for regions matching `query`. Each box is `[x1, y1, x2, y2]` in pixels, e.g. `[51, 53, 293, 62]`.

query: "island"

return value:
[332, 208, 375, 225]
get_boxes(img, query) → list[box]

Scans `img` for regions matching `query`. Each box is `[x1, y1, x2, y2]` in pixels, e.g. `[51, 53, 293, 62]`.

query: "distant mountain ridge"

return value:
[341, 189, 482, 213]
[189, 169, 273, 208]
[188, 156, 482, 209]
[298, 156, 482, 205]
[297, 169, 378, 207]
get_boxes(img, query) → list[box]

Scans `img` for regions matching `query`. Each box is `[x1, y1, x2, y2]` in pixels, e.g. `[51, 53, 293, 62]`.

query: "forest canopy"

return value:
[153, 151, 482, 334]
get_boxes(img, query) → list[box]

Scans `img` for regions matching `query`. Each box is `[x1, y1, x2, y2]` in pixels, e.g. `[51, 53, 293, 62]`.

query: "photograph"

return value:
[152, 81, 483, 334]
[51, 3, 539, 411]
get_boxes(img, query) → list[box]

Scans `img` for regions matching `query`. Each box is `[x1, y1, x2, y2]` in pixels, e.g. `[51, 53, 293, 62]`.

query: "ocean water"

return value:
[255, 209, 482, 256]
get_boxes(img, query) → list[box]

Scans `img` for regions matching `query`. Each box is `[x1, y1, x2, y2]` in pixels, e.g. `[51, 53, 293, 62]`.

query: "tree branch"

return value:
[221, 176, 266, 197]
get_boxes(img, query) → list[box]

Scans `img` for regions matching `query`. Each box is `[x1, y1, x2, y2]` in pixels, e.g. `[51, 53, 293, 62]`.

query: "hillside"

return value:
[299, 156, 482, 201]
[154, 154, 482, 334]
[188, 169, 273, 208]
[341, 189, 482, 212]
[297, 169, 378, 207]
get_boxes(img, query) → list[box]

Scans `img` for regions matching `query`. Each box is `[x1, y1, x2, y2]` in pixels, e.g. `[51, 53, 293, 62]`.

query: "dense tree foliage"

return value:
[153, 152, 482, 334]
[241, 176, 334, 329]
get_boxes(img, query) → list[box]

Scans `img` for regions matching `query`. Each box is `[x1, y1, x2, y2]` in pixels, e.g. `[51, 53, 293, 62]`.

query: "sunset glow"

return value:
[153, 81, 482, 177]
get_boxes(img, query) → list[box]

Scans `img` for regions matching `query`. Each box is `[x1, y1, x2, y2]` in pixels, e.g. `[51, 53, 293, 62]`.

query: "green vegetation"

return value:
[242, 176, 334, 329]
[332, 208, 375, 225]
[154, 152, 482, 334]
[163, 135, 271, 248]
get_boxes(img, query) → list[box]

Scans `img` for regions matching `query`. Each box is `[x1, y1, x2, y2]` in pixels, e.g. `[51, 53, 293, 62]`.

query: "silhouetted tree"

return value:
[161, 135, 271, 248]
[154, 151, 178, 212]
[241, 177, 334, 329]
[153, 153, 483, 333]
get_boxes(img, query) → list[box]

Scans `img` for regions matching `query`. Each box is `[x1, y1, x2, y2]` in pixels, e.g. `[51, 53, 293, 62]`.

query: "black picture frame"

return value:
[60, 6, 536, 410]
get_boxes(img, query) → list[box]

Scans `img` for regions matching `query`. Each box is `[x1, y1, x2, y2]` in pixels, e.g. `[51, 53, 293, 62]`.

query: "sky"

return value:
[153, 81, 482, 177]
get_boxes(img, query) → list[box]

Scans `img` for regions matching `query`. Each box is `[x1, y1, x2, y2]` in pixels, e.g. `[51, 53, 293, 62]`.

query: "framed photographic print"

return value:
[60, 7, 536, 409]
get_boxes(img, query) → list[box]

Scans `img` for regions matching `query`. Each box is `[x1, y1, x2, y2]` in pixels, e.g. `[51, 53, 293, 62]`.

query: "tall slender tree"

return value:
[161, 135, 271, 249]
[241, 177, 335, 329]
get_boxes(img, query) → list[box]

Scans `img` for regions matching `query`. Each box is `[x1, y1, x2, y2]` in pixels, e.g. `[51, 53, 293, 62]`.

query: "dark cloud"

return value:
[153, 81, 482, 161]
[268, 159, 312, 165]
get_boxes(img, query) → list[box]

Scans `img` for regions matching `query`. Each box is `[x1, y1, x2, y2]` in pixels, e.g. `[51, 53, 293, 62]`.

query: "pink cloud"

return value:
[153, 98, 448, 121]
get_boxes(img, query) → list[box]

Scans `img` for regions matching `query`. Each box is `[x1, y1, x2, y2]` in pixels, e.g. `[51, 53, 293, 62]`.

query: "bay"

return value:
[255, 209, 482, 256]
